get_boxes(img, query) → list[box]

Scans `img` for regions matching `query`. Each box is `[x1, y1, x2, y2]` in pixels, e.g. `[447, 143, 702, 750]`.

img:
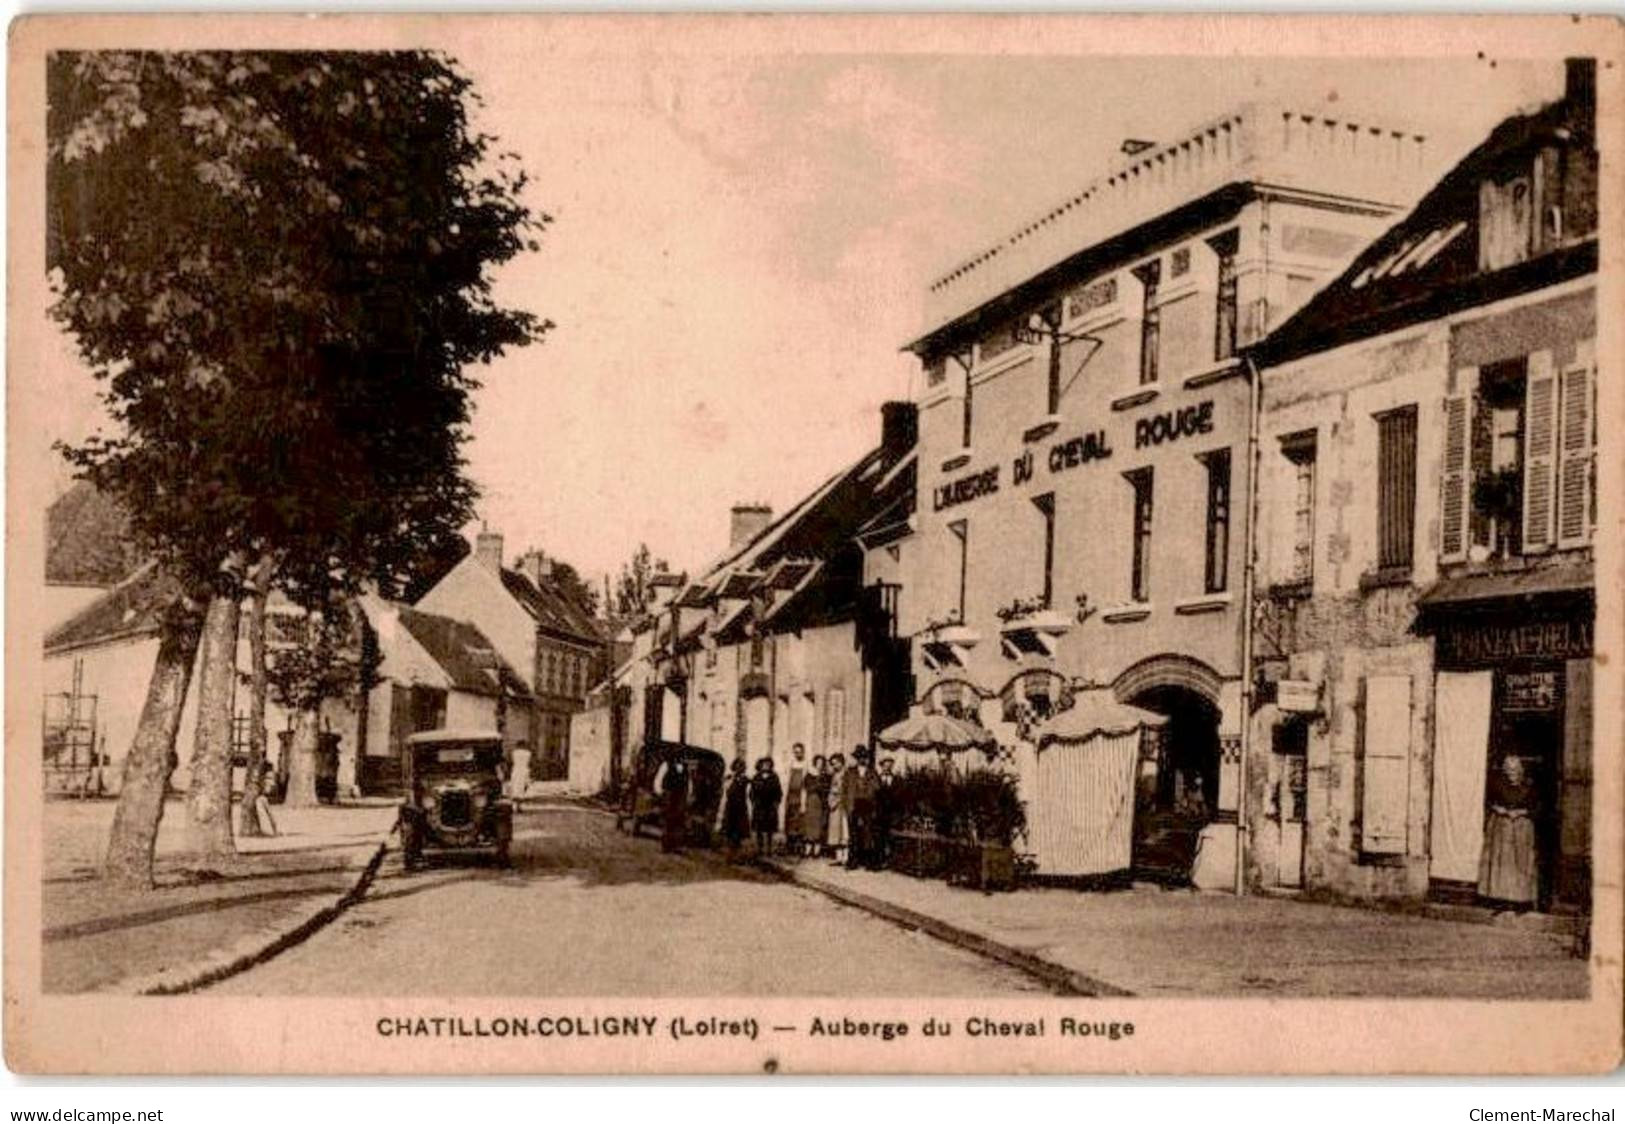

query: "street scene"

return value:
[29, 37, 1601, 1012]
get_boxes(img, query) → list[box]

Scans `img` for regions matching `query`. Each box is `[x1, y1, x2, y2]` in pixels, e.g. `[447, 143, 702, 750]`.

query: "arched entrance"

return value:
[1114, 656, 1223, 883]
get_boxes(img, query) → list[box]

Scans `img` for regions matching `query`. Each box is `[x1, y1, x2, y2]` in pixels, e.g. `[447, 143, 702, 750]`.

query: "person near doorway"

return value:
[844, 746, 881, 870]
[783, 743, 808, 856]
[721, 757, 751, 859]
[825, 753, 849, 861]
[750, 757, 783, 858]
[874, 756, 899, 868]
[253, 760, 280, 837]
[1479, 753, 1539, 909]
[656, 748, 689, 854]
[802, 755, 830, 857]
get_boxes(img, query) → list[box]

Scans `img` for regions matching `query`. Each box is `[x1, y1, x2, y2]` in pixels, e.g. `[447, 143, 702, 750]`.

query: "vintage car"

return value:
[398, 729, 514, 870]
[615, 740, 725, 847]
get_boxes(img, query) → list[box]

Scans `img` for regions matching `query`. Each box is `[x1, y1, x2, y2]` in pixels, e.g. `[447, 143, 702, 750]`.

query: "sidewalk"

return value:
[767, 856, 1589, 999]
[43, 798, 396, 994]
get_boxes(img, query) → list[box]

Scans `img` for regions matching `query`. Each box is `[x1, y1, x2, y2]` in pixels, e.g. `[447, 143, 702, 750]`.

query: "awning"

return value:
[1417, 559, 1593, 615]
[1035, 692, 1167, 751]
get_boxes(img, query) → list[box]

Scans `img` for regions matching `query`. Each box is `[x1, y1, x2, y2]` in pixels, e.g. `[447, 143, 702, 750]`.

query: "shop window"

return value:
[1201, 449, 1232, 594]
[1280, 430, 1317, 584]
[1125, 468, 1154, 603]
[1033, 492, 1056, 608]
[1375, 406, 1417, 573]
[1210, 229, 1240, 360]
[1134, 259, 1161, 386]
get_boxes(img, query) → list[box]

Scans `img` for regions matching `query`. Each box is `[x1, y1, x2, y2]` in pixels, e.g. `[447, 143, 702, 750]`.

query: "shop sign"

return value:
[1438, 617, 1592, 667]
[1134, 400, 1215, 449]
[933, 463, 1000, 511]
[1503, 670, 1559, 712]
[1276, 679, 1320, 714]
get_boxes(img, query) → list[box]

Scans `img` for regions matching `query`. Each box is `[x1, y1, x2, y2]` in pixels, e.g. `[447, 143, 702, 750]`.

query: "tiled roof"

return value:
[45, 562, 177, 653]
[1255, 90, 1596, 367]
[498, 568, 602, 644]
[393, 605, 532, 700]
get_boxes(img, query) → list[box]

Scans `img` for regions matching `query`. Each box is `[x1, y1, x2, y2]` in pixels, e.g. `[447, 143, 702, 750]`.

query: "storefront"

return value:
[1418, 563, 1593, 913]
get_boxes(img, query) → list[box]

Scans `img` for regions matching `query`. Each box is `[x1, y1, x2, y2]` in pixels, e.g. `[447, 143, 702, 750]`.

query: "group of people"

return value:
[717, 742, 900, 870]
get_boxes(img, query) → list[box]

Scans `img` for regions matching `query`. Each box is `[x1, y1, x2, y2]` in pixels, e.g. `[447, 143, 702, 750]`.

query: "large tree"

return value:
[614, 543, 671, 618]
[49, 51, 547, 885]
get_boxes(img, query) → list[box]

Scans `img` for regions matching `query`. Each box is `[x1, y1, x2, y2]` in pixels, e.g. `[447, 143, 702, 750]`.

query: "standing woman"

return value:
[802, 755, 829, 858]
[722, 757, 751, 860]
[825, 753, 849, 863]
[1479, 754, 1540, 909]
[750, 757, 783, 858]
[783, 743, 808, 857]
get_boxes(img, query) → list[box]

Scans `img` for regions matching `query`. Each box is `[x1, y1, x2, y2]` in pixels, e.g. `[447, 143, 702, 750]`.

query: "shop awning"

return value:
[1417, 559, 1593, 614]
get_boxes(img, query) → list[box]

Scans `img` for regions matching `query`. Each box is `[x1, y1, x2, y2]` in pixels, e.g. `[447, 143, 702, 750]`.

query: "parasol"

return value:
[875, 712, 997, 754]
[1034, 692, 1167, 751]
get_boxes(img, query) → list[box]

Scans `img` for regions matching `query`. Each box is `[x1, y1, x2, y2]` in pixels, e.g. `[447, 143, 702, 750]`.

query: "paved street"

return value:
[212, 801, 1044, 996]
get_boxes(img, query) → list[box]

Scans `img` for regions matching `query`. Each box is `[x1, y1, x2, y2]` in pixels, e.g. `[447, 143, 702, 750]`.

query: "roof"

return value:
[918, 101, 1433, 344]
[393, 604, 532, 700]
[1256, 86, 1597, 368]
[1417, 559, 1593, 614]
[498, 567, 602, 644]
[45, 562, 177, 654]
[46, 482, 142, 587]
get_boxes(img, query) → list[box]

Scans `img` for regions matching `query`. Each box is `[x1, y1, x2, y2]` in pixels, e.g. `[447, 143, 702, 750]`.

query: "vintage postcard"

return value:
[6, 12, 1622, 1075]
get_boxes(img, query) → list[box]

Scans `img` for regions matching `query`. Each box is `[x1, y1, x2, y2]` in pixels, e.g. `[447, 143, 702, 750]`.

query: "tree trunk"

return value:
[103, 602, 204, 888]
[236, 568, 271, 836]
[283, 706, 321, 808]
[185, 592, 240, 860]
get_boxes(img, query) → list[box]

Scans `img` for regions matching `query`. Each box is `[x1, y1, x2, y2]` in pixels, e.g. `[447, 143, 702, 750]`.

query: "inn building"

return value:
[893, 101, 1439, 886]
[1246, 61, 1598, 912]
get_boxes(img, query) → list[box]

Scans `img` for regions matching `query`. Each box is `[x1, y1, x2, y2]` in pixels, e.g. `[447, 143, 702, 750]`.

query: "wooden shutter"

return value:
[1522, 350, 1557, 552]
[1556, 347, 1594, 548]
[1439, 369, 1477, 562]
[1361, 674, 1412, 855]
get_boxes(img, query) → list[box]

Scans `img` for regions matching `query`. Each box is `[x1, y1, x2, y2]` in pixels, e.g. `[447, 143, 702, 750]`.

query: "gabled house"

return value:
[416, 531, 607, 783]
[1246, 59, 1597, 912]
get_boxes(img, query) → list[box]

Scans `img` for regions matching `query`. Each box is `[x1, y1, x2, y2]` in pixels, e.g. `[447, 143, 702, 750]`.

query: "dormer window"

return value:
[1479, 171, 1533, 271]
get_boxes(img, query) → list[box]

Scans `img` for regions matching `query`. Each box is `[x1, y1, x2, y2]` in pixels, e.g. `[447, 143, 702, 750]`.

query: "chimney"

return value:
[517, 550, 550, 588]
[881, 401, 918, 463]
[474, 528, 504, 572]
[1565, 57, 1595, 111]
[730, 503, 773, 551]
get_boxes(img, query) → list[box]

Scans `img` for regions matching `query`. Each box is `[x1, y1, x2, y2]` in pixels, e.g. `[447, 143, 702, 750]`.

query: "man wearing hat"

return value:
[844, 744, 882, 870]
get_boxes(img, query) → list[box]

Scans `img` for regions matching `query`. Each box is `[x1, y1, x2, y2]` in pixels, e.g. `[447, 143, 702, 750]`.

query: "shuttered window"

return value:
[1361, 674, 1413, 855]
[1211, 229, 1240, 360]
[1280, 431, 1317, 584]
[1556, 349, 1595, 547]
[1522, 350, 1557, 551]
[1135, 260, 1161, 386]
[1439, 370, 1477, 562]
[1126, 468, 1154, 602]
[1375, 407, 1418, 572]
[1203, 449, 1232, 593]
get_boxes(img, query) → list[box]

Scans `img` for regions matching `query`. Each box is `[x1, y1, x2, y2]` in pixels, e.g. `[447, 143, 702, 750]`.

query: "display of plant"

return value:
[888, 764, 1027, 848]
[995, 596, 1049, 623]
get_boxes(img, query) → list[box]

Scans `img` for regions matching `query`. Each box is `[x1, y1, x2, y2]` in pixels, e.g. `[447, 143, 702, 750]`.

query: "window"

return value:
[1202, 449, 1232, 593]
[1033, 493, 1056, 607]
[961, 361, 974, 450]
[1476, 359, 1527, 557]
[1041, 303, 1063, 415]
[1375, 407, 1417, 572]
[1280, 431, 1317, 584]
[925, 357, 947, 389]
[1134, 260, 1161, 385]
[1210, 229, 1240, 360]
[1125, 468, 1154, 602]
[949, 519, 969, 620]
[749, 632, 765, 670]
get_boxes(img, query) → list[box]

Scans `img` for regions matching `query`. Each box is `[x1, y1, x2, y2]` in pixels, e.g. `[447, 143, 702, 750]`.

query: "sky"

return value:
[37, 37, 1563, 594]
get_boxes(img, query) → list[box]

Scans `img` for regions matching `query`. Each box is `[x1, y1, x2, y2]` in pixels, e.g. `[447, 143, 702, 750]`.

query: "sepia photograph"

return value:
[4, 11, 1621, 1076]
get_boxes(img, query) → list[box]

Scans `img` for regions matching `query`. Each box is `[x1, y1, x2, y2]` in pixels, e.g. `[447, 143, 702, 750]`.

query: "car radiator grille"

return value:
[437, 790, 474, 827]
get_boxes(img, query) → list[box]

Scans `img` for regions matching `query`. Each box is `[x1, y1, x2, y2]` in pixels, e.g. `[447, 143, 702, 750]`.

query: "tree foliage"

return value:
[614, 543, 671, 618]
[48, 50, 550, 605]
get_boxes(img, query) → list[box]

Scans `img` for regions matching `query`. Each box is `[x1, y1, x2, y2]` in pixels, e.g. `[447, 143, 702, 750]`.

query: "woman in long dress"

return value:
[801, 755, 829, 857]
[825, 753, 849, 862]
[1479, 754, 1539, 908]
[721, 758, 751, 859]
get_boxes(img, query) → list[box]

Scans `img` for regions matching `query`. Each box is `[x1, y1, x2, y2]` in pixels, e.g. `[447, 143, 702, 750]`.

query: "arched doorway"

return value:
[1115, 656, 1223, 883]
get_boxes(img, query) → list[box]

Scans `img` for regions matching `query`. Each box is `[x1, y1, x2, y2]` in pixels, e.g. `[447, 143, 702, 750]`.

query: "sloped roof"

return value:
[498, 567, 602, 644]
[1255, 88, 1597, 368]
[45, 562, 176, 653]
[46, 482, 142, 587]
[393, 605, 532, 700]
